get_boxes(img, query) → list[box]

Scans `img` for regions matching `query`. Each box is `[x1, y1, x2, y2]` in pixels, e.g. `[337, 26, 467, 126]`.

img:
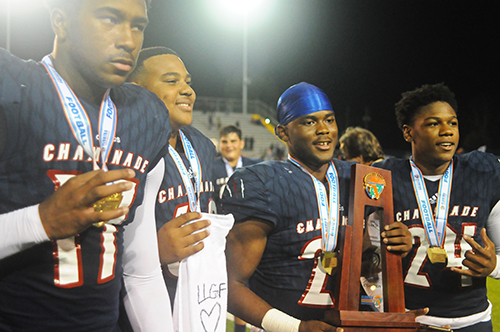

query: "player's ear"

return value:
[403, 125, 413, 143]
[50, 8, 70, 42]
[275, 124, 289, 142]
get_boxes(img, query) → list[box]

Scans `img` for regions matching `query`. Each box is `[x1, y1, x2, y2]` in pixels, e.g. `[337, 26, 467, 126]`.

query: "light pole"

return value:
[242, 10, 248, 114]
[211, 0, 267, 114]
[6, 0, 11, 52]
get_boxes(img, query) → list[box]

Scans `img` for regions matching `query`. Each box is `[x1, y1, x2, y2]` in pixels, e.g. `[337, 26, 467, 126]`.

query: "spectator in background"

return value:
[339, 126, 385, 165]
[262, 144, 275, 161]
[213, 125, 262, 199]
[214, 125, 261, 332]
[208, 113, 214, 130]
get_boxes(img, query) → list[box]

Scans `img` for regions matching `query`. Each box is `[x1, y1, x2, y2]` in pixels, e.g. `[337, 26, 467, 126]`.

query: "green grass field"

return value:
[226, 279, 500, 332]
[488, 277, 500, 331]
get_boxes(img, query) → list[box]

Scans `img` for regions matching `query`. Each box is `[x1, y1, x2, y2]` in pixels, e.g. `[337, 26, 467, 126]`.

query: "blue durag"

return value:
[276, 82, 333, 126]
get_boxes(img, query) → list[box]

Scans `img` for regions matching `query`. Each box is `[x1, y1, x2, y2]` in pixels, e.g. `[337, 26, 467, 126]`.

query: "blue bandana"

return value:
[276, 82, 333, 126]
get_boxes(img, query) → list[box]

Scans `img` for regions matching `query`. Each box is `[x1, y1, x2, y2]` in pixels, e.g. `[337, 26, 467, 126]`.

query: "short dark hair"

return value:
[219, 125, 242, 140]
[127, 46, 179, 82]
[44, 0, 153, 11]
[43, 0, 81, 12]
[339, 126, 385, 163]
[395, 83, 458, 131]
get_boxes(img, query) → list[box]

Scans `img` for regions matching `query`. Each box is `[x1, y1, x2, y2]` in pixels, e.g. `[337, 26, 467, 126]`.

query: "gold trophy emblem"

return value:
[363, 172, 386, 200]
[93, 192, 123, 227]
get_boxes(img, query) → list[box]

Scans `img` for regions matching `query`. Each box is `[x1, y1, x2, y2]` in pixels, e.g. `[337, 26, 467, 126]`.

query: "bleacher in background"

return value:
[192, 96, 287, 160]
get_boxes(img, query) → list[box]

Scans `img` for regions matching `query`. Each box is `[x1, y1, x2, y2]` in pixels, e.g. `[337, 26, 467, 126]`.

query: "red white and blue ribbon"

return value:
[42, 55, 117, 171]
[288, 156, 340, 252]
[410, 159, 453, 248]
[168, 130, 202, 212]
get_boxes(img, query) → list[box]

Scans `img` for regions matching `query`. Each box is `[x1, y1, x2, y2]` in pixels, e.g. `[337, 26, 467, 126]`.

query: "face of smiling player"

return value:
[139, 54, 196, 134]
[403, 101, 459, 175]
[281, 110, 338, 179]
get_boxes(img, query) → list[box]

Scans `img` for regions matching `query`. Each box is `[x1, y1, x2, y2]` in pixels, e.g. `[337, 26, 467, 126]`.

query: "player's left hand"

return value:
[381, 222, 412, 258]
[450, 228, 497, 277]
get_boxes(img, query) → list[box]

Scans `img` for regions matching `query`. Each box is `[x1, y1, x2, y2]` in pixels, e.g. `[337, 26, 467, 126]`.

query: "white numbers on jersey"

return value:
[297, 237, 335, 307]
[47, 170, 138, 288]
[405, 224, 476, 288]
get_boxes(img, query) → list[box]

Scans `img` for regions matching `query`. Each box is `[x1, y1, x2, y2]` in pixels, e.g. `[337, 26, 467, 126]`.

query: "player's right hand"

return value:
[39, 169, 136, 240]
[157, 212, 211, 265]
[299, 320, 343, 332]
[407, 307, 429, 317]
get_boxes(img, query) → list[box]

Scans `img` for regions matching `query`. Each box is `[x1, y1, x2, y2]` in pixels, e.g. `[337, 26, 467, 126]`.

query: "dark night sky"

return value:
[1, 1, 498, 154]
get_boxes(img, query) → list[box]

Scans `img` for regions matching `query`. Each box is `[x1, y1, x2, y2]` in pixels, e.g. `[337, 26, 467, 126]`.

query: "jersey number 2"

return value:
[298, 237, 335, 308]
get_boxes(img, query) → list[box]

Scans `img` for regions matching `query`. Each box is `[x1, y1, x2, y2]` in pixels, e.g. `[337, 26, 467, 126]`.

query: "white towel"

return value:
[173, 213, 235, 332]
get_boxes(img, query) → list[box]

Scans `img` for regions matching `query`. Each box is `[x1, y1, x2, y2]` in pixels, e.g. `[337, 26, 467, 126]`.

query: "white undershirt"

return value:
[223, 156, 243, 177]
[122, 159, 174, 331]
[0, 160, 173, 330]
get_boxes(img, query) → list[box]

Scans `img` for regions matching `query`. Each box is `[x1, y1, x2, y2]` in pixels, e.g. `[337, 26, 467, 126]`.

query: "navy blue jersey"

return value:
[0, 49, 170, 331]
[155, 125, 217, 300]
[374, 151, 500, 318]
[219, 159, 352, 321]
[212, 155, 262, 198]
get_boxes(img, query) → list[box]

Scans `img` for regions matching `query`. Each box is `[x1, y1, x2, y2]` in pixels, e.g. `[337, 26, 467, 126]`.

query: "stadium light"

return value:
[1, 0, 47, 52]
[210, 0, 268, 114]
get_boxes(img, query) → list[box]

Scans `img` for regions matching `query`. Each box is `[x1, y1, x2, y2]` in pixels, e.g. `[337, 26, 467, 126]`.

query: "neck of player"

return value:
[169, 131, 179, 147]
[301, 160, 330, 181]
[170, 121, 188, 147]
[51, 53, 108, 106]
[412, 157, 452, 176]
[227, 158, 239, 168]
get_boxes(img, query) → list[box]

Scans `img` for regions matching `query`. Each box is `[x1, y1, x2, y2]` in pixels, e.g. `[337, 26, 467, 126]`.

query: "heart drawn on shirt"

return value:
[200, 302, 221, 332]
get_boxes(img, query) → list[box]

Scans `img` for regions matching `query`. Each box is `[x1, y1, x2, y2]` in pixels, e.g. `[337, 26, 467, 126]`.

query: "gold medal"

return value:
[427, 247, 448, 265]
[93, 193, 123, 227]
[321, 251, 338, 275]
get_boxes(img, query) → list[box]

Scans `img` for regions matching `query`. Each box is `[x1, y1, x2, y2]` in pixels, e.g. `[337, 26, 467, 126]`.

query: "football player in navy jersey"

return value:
[127, 46, 217, 303]
[219, 82, 412, 332]
[213, 125, 262, 199]
[373, 83, 500, 332]
[0, 0, 175, 331]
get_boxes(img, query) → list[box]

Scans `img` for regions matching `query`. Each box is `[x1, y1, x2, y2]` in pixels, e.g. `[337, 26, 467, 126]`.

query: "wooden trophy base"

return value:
[325, 310, 426, 332]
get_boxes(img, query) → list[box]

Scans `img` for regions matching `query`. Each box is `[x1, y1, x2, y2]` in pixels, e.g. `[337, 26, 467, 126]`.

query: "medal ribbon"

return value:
[410, 159, 453, 248]
[41, 55, 117, 171]
[288, 156, 339, 252]
[168, 130, 202, 212]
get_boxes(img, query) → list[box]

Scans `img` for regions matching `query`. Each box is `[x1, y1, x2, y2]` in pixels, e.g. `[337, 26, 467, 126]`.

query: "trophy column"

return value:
[324, 163, 437, 332]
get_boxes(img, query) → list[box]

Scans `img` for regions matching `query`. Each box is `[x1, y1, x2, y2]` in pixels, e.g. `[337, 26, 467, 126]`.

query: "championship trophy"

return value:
[324, 163, 449, 331]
